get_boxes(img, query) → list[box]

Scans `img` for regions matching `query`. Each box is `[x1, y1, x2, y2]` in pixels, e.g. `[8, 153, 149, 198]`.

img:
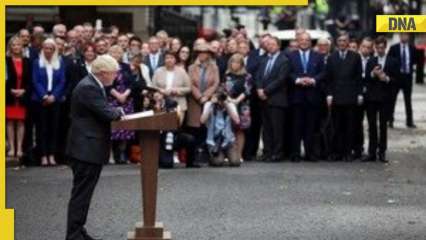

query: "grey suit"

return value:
[256, 51, 290, 161]
[66, 74, 122, 240]
[66, 74, 122, 165]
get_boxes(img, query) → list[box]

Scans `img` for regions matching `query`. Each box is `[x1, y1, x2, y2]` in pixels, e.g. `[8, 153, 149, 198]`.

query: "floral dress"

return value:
[224, 72, 253, 130]
[109, 63, 135, 140]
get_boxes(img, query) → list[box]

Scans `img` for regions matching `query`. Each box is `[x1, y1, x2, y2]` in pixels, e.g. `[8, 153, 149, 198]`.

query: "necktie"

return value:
[264, 56, 273, 76]
[340, 51, 345, 60]
[401, 45, 408, 73]
[301, 51, 308, 73]
[152, 54, 157, 70]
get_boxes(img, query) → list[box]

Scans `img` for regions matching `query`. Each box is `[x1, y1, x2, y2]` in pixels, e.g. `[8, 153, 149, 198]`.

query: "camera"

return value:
[216, 88, 228, 103]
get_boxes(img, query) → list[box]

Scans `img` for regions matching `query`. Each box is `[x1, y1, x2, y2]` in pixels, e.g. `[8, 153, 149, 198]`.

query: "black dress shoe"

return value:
[290, 155, 302, 162]
[84, 235, 102, 240]
[343, 155, 354, 162]
[378, 153, 388, 163]
[82, 229, 102, 240]
[362, 155, 376, 162]
[271, 155, 282, 162]
[260, 155, 273, 162]
[389, 122, 394, 128]
[305, 155, 319, 162]
[407, 123, 417, 129]
[353, 152, 364, 160]
[186, 162, 202, 168]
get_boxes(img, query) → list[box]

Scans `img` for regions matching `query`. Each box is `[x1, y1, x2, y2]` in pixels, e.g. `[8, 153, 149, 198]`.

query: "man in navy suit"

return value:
[256, 37, 290, 162]
[363, 36, 398, 163]
[326, 33, 363, 161]
[388, 33, 417, 128]
[144, 36, 164, 78]
[288, 32, 325, 162]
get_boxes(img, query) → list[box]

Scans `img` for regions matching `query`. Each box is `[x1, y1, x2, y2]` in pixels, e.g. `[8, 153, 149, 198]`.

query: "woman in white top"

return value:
[31, 38, 66, 166]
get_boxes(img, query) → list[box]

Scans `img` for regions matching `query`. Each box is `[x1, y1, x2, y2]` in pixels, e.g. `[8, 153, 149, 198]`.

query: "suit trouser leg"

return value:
[303, 105, 318, 158]
[366, 102, 378, 156]
[283, 107, 292, 158]
[66, 159, 102, 240]
[261, 106, 273, 158]
[353, 105, 365, 154]
[291, 105, 303, 158]
[343, 106, 355, 157]
[35, 103, 49, 158]
[47, 103, 60, 156]
[270, 107, 285, 158]
[333, 105, 355, 157]
[401, 75, 414, 125]
[332, 106, 344, 157]
[378, 102, 389, 154]
[389, 84, 400, 124]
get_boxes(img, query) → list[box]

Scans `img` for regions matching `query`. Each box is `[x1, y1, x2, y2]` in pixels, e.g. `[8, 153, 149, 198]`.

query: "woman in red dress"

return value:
[6, 36, 31, 159]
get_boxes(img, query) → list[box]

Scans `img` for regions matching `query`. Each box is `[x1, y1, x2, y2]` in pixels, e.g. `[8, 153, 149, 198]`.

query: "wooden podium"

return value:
[112, 111, 179, 240]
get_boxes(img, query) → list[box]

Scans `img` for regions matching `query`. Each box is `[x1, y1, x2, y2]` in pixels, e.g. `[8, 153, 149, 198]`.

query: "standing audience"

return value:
[5, 23, 416, 168]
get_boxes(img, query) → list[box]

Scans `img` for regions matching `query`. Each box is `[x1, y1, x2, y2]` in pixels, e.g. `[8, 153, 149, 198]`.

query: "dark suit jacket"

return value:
[288, 50, 325, 105]
[246, 50, 262, 78]
[144, 53, 164, 78]
[256, 51, 290, 108]
[325, 50, 363, 105]
[65, 57, 89, 98]
[6, 57, 32, 106]
[365, 56, 398, 103]
[388, 43, 416, 77]
[66, 74, 122, 165]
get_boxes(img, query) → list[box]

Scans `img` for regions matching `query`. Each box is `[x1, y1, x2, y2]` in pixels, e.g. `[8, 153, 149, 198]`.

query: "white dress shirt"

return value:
[46, 63, 54, 92]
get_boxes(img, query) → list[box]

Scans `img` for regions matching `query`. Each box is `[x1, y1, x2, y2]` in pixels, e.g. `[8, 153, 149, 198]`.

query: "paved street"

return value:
[6, 84, 426, 240]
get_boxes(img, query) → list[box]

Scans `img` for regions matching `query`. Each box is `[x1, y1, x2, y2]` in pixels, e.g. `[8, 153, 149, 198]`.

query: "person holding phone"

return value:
[363, 36, 398, 163]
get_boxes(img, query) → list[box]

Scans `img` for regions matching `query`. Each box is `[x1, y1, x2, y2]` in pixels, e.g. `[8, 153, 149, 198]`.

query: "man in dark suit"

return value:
[144, 36, 164, 78]
[326, 33, 363, 161]
[363, 37, 398, 163]
[388, 33, 417, 128]
[65, 55, 124, 240]
[288, 32, 325, 162]
[238, 40, 263, 161]
[256, 37, 290, 162]
[353, 37, 374, 160]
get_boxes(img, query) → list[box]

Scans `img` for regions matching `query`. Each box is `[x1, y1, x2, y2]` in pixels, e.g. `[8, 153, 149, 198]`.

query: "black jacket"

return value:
[65, 58, 89, 98]
[388, 43, 416, 77]
[66, 75, 122, 165]
[6, 56, 31, 106]
[256, 51, 290, 108]
[365, 56, 398, 103]
[325, 50, 363, 105]
[288, 50, 325, 105]
[144, 53, 164, 78]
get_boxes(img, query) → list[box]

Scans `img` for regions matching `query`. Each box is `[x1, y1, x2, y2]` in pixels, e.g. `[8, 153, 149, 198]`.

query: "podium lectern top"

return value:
[112, 111, 179, 131]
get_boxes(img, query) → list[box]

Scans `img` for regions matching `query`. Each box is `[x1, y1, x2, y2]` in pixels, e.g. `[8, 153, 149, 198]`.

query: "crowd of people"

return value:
[5, 21, 420, 168]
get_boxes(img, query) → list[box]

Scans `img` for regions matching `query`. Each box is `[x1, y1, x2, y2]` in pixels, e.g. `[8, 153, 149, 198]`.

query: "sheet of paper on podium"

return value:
[123, 110, 155, 120]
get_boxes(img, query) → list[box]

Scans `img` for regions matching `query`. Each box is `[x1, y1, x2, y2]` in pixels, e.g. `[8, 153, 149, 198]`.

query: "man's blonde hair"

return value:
[91, 54, 119, 74]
